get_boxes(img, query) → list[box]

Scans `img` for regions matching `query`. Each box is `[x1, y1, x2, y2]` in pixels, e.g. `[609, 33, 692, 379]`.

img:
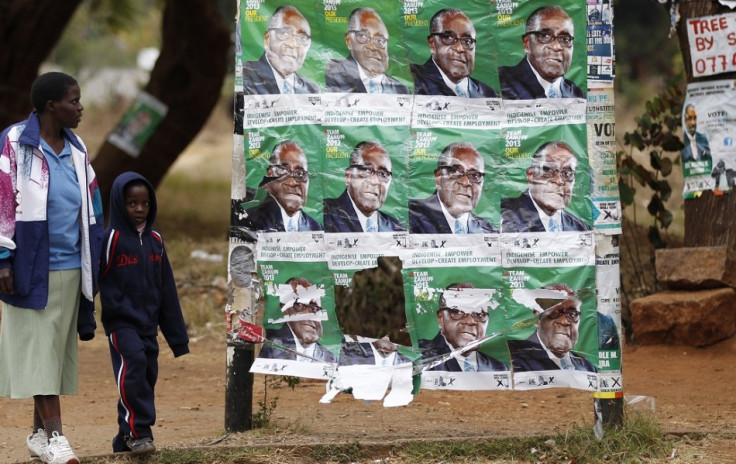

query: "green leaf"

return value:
[619, 181, 635, 205]
[659, 157, 673, 177]
[663, 115, 679, 131]
[649, 150, 662, 170]
[647, 195, 664, 215]
[661, 133, 684, 152]
[648, 226, 667, 249]
[648, 122, 663, 140]
[645, 101, 655, 118]
[628, 132, 646, 151]
[638, 114, 653, 132]
[660, 210, 674, 229]
[658, 180, 672, 201]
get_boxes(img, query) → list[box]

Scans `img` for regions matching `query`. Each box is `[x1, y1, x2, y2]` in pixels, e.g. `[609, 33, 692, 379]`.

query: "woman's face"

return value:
[51, 84, 84, 129]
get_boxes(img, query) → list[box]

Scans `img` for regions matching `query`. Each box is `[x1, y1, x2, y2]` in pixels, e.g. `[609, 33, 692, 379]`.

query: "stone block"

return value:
[630, 288, 736, 346]
[655, 246, 736, 289]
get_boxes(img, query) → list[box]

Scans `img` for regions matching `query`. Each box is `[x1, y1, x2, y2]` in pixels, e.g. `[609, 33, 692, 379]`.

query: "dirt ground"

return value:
[1, 329, 735, 463]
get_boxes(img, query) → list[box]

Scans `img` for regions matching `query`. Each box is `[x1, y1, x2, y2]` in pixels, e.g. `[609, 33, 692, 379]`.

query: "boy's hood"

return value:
[108, 171, 157, 232]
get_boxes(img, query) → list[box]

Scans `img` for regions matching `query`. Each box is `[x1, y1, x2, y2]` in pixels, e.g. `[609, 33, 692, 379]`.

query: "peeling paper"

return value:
[442, 288, 499, 312]
[511, 288, 570, 313]
[382, 364, 414, 407]
[320, 363, 414, 407]
[276, 283, 325, 311]
[267, 310, 328, 324]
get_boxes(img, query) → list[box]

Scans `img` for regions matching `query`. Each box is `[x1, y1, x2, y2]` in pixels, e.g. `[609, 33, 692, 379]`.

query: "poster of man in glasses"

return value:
[494, 2, 587, 100]
[241, 4, 321, 95]
[502, 248, 599, 391]
[323, 139, 407, 233]
[405, 5, 500, 98]
[239, 136, 324, 233]
[501, 140, 591, 233]
[418, 283, 507, 373]
[325, 7, 411, 94]
[497, 123, 592, 234]
[408, 136, 500, 235]
[251, 259, 343, 380]
[402, 246, 510, 391]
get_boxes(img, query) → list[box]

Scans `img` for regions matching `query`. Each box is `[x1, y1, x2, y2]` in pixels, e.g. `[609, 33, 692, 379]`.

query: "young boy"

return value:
[99, 171, 189, 455]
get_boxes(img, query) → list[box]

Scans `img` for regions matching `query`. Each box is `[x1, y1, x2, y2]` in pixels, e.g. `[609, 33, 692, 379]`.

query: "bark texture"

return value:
[91, 0, 231, 208]
[0, 0, 82, 127]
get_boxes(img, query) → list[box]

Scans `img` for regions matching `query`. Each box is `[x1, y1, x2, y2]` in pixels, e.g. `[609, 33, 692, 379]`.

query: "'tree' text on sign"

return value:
[687, 12, 736, 77]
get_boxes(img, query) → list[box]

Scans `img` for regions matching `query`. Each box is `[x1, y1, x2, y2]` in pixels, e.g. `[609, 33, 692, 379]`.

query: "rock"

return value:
[656, 246, 736, 289]
[630, 288, 736, 346]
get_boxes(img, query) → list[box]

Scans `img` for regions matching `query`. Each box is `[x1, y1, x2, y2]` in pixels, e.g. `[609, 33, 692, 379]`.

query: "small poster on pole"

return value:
[108, 92, 168, 158]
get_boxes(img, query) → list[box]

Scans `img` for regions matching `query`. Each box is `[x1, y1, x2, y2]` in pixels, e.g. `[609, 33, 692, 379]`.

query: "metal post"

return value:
[224, 242, 258, 432]
[225, 342, 254, 432]
[593, 233, 625, 431]
[595, 394, 624, 427]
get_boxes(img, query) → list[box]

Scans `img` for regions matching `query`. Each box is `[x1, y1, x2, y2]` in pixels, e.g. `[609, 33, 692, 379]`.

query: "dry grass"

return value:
[54, 409, 682, 463]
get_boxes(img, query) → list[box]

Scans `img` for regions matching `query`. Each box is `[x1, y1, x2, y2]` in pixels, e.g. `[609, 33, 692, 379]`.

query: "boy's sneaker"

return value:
[125, 436, 157, 455]
[26, 428, 47, 459]
[42, 431, 79, 464]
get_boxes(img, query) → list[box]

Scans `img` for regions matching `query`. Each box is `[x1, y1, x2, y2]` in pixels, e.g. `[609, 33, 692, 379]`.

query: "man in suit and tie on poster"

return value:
[501, 141, 590, 233]
[242, 5, 320, 95]
[326, 7, 410, 94]
[409, 142, 498, 234]
[242, 140, 322, 232]
[410, 8, 498, 98]
[259, 277, 336, 363]
[682, 104, 711, 162]
[419, 283, 507, 372]
[499, 5, 584, 100]
[324, 141, 405, 233]
[508, 284, 596, 372]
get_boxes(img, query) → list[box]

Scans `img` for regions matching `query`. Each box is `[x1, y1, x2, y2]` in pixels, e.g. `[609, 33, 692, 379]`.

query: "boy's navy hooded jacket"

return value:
[100, 171, 189, 357]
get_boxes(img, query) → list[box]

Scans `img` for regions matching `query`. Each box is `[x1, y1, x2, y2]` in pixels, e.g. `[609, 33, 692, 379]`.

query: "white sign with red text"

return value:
[687, 12, 736, 77]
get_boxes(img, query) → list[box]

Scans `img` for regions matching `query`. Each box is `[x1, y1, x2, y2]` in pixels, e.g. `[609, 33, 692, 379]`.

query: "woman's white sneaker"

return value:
[26, 428, 47, 458]
[42, 431, 79, 464]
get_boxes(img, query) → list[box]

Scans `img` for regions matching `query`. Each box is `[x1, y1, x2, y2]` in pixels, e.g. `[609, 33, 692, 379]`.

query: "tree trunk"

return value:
[0, 0, 82, 128]
[673, 1, 736, 249]
[91, 0, 231, 208]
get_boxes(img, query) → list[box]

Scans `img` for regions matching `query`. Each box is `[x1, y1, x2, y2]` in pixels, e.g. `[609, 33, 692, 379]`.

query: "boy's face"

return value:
[124, 184, 151, 227]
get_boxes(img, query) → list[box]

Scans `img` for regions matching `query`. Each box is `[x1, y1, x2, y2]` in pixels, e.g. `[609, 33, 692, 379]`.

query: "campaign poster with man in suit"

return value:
[233, 125, 325, 235]
[407, 129, 502, 236]
[322, 5, 412, 94]
[680, 81, 736, 198]
[240, 3, 323, 95]
[251, 259, 343, 380]
[497, 124, 591, 234]
[493, 1, 587, 100]
[501, 238, 599, 391]
[321, 125, 410, 235]
[402, 244, 511, 391]
[402, 1, 500, 99]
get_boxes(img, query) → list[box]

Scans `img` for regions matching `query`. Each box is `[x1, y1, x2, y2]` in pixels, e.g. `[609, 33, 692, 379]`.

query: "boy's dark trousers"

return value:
[108, 327, 159, 452]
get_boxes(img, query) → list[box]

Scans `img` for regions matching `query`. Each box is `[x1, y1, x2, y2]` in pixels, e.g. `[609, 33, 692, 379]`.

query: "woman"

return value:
[0, 72, 104, 464]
